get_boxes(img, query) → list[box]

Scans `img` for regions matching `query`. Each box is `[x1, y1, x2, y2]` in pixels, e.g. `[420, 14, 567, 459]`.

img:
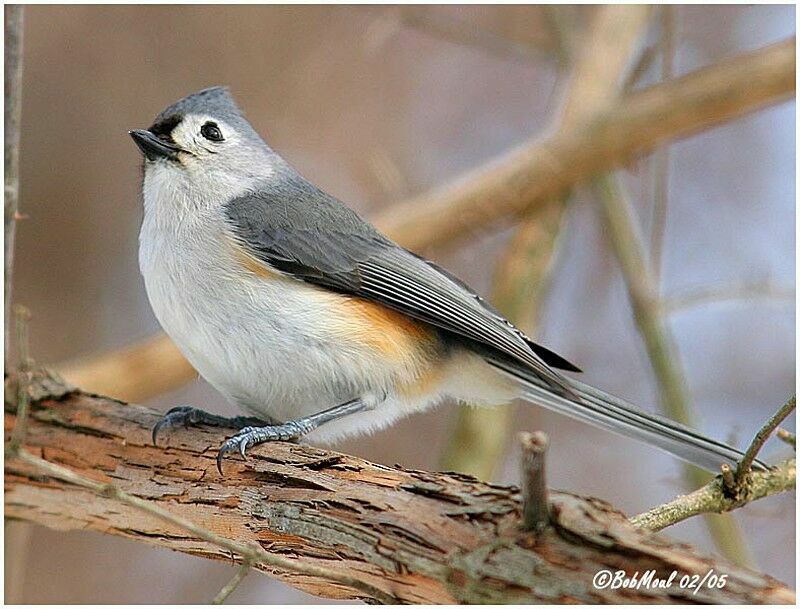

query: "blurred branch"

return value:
[3, 10, 31, 604]
[56, 333, 195, 402]
[54, 37, 795, 405]
[5, 373, 795, 604]
[648, 6, 676, 285]
[440, 4, 650, 479]
[662, 281, 795, 315]
[212, 561, 252, 605]
[5, 5, 24, 368]
[377, 37, 795, 251]
[777, 429, 796, 449]
[593, 173, 755, 567]
[369, 6, 554, 63]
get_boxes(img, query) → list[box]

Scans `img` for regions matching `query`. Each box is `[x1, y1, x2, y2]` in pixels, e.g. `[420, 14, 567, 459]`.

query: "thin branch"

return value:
[54, 38, 795, 407]
[649, 5, 676, 285]
[633, 397, 796, 531]
[212, 560, 253, 605]
[631, 458, 795, 532]
[4, 5, 24, 368]
[734, 395, 796, 490]
[623, 43, 659, 92]
[8, 305, 32, 453]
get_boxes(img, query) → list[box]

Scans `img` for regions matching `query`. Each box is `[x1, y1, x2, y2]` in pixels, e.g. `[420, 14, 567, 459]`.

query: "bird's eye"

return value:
[200, 122, 223, 142]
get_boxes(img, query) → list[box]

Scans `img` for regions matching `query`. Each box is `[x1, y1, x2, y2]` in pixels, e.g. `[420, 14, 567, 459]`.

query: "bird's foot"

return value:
[151, 406, 271, 446]
[216, 420, 312, 474]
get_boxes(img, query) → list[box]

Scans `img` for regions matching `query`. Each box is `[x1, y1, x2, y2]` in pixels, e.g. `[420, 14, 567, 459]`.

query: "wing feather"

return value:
[224, 181, 579, 394]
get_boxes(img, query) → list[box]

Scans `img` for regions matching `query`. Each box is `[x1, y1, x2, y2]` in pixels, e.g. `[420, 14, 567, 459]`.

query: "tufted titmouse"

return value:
[130, 86, 766, 475]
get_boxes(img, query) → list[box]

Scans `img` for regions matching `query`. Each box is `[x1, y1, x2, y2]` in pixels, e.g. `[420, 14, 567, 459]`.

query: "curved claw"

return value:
[151, 420, 166, 446]
[151, 406, 193, 446]
[216, 447, 226, 476]
[216, 436, 247, 475]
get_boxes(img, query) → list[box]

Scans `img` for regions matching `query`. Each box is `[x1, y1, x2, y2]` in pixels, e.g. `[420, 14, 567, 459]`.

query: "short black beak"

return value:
[129, 129, 181, 161]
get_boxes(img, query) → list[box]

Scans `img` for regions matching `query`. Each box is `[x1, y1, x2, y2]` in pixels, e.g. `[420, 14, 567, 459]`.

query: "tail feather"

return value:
[494, 364, 768, 473]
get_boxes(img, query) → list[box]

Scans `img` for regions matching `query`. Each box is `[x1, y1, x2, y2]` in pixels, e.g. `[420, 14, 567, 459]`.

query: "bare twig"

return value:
[632, 398, 795, 533]
[212, 560, 253, 605]
[4, 5, 24, 367]
[519, 432, 550, 532]
[735, 396, 796, 490]
[631, 457, 795, 531]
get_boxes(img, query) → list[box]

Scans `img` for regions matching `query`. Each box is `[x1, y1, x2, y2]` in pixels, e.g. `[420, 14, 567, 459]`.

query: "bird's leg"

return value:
[152, 406, 278, 446]
[216, 397, 370, 473]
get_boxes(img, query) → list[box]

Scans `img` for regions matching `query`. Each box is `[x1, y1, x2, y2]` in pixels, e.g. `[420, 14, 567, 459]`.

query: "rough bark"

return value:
[4, 373, 795, 604]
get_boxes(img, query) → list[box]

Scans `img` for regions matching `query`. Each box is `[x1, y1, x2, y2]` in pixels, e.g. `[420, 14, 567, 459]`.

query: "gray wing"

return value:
[224, 176, 578, 395]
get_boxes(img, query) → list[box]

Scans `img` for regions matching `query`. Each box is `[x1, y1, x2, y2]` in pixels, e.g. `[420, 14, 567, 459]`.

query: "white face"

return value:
[140, 112, 275, 217]
[170, 114, 237, 158]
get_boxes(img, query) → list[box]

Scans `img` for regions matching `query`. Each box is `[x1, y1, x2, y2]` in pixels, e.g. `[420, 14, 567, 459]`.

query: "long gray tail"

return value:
[495, 365, 768, 473]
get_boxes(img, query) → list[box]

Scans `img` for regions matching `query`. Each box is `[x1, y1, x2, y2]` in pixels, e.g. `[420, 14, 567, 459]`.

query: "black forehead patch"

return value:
[149, 113, 183, 137]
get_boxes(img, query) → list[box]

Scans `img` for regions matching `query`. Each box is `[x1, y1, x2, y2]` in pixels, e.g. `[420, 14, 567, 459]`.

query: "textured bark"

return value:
[4, 372, 795, 604]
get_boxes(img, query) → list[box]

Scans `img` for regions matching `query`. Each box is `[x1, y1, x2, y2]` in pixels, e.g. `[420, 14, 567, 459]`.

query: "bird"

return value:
[129, 86, 766, 475]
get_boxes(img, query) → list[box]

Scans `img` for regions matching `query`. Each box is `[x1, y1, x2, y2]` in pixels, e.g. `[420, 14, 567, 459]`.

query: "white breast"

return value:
[137, 163, 522, 443]
[138, 165, 456, 436]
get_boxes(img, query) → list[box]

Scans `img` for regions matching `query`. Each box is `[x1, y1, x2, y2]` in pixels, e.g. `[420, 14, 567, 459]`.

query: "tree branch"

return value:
[55, 333, 196, 403]
[4, 372, 795, 604]
[4, 5, 24, 368]
[374, 37, 794, 251]
[662, 281, 795, 315]
[630, 458, 795, 532]
[734, 396, 796, 491]
[632, 396, 796, 531]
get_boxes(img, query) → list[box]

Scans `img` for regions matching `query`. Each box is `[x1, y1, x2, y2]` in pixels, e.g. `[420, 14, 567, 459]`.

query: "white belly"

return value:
[137, 177, 517, 443]
[138, 211, 461, 441]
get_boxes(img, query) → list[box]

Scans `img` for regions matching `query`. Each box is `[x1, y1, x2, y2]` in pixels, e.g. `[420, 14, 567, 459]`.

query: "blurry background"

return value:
[5, 4, 795, 603]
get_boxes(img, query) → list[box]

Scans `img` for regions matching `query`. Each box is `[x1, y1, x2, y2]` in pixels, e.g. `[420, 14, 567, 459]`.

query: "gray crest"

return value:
[150, 86, 262, 143]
